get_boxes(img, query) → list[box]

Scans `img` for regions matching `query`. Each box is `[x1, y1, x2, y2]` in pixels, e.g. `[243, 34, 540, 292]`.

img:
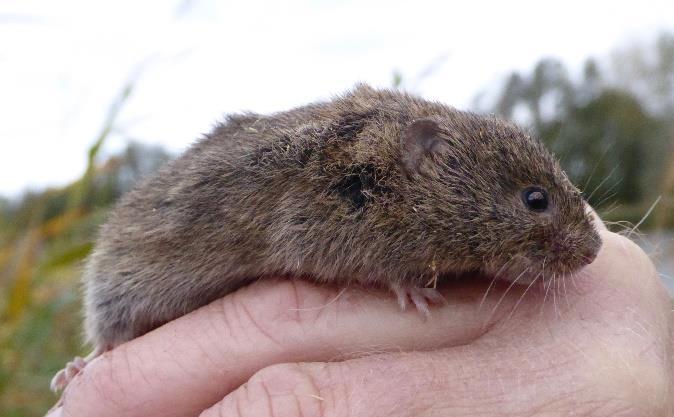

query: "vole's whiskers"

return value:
[603, 220, 642, 239]
[585, 165, 619, 203]
[561, 270, 571, 310]
[599, 200, 619, 216]
[581, 145, 611, 193]
[478, 277, 498, 311]
[506, 268, 543, 322]
[479, 256, 514, 310]
[593, 176, 623, 207]
[553, 273, 562, 319]
[629, 195, 662, 236]
[287, 287, 348, 311]
[541, 267, 555, 315]
[594, 189, 618, 208]
[566, 253, 580, 291]
[484, 266, 530, 329]
[568, 270, 579, 292]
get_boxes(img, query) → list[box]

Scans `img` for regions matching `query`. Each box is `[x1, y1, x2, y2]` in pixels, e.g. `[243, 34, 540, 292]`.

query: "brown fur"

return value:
[83, 84, 601, 347]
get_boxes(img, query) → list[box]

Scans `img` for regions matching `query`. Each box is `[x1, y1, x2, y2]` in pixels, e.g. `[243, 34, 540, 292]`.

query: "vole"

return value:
[51, 84, 602, 391]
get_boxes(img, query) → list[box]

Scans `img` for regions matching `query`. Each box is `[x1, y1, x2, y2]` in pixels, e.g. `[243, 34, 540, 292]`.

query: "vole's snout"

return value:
[548, 230, 601, 270]
[579, 248, 598, 266]
[571, 234, 602, 270]
[581, 232, 603, 266]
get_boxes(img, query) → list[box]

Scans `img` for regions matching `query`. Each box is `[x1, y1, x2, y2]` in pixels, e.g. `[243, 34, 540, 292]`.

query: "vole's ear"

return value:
[400, 118, 448, 176]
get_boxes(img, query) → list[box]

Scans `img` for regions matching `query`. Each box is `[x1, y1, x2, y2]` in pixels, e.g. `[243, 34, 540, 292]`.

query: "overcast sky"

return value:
[1, 0, 673, 197]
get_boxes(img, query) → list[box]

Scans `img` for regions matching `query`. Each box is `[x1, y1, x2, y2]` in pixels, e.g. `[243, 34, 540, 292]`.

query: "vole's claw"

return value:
[392, 286, 446, 318]
[50, 370, 66, 393]
[50, 345, 108, 393]
[50, 356, 87, 392]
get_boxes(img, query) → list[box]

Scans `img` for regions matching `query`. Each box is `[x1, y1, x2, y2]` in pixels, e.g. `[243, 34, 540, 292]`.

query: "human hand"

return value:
[48, 230, 673, 416]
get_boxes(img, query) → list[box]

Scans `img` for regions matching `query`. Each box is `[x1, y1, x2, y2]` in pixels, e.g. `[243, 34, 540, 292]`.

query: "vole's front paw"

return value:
[391, 286, 446, 318]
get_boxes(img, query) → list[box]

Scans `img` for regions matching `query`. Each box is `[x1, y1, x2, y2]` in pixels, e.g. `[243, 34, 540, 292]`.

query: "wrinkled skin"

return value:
[48, 230, 673, 417]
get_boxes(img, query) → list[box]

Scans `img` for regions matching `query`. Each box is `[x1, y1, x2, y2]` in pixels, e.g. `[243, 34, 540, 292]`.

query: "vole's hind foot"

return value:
[50, 357, 87, 392]
[392, 286, 446, 318]
[50, 345, 107, 392]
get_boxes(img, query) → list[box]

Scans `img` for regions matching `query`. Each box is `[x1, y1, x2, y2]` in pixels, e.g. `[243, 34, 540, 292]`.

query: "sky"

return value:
[1, 0, 674, 197]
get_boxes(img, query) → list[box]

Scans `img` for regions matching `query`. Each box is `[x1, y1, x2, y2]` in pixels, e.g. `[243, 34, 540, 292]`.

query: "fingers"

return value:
[203, 342, 666, 417]
[201, 233, 673, 417]
[55, 231, 672, 417]
[203, 355, 576, 417]
[56, 276, 523, 417]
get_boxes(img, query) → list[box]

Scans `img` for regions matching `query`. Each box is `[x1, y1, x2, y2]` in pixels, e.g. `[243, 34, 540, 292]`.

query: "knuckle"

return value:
[234, 362, 340, 417]
[223, 280, 340, 348]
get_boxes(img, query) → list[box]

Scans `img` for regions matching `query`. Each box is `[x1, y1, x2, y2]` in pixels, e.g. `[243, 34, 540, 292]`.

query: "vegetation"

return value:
[475, 33, 674, 228]
[1, 34, 673, 416]
[0, 84, 171, 415]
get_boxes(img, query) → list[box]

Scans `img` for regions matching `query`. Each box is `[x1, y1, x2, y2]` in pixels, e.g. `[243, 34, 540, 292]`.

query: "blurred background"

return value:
[1, 0, 673, 414]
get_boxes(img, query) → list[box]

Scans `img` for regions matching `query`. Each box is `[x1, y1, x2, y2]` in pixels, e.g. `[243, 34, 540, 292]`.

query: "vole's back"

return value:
[84, 85, 448, 346]
[51, 83, 600, 398]
[84, 84, 599, 350]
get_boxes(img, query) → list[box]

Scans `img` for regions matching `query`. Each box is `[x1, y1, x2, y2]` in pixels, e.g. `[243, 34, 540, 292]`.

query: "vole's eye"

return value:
[522, 186, 548, 212]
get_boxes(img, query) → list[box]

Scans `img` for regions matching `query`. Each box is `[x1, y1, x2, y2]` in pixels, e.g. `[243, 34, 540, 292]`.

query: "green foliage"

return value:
[0, 142, 171, 414]
[481, 33, 674, 227]
[542, 89, 665, 205]
[0, 74, 171, 415]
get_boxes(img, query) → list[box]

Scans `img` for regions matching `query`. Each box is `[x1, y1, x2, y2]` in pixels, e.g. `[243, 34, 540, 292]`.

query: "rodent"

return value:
[52, 84, 602, 390]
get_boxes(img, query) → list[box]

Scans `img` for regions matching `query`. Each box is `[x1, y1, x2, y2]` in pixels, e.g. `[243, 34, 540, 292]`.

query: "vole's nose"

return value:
[551, 239, 598, 267]
[580, 233, 602, 266]
[579, 248, 597, 265]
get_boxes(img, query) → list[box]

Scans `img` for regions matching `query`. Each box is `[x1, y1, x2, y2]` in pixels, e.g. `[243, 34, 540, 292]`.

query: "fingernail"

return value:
[46, 406, 63, 417]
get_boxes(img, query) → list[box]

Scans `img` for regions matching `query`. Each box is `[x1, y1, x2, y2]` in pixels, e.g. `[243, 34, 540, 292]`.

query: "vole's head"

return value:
[400, 115, 602, 283]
